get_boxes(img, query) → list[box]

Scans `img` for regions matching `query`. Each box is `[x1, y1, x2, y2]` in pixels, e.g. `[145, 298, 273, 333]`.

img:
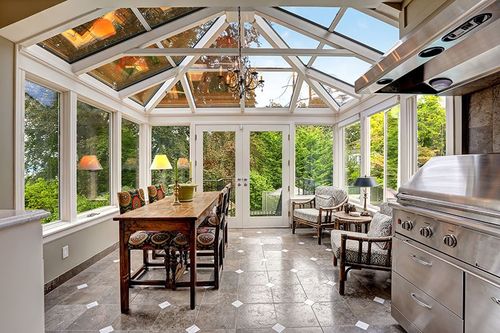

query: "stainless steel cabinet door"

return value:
[465, 273, 500, 333]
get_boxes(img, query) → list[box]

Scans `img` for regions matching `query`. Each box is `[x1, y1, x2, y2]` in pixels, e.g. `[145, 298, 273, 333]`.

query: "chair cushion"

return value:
[316, 195, 334, 208]
[330, 230, 391, 267]
[197, 227, 216, 250]
[128, 231, 173, 249]
[294, 208, 330, 223]
[378, 202, 393, 217]
[118, 189, 146, 214]
[314, 186, 347, 209]
[148, 184, 166, 203]
[367, 212, 392, 249]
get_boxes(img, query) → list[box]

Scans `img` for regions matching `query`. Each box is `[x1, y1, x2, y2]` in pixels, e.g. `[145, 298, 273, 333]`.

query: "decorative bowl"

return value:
[178, 184, 197, 202]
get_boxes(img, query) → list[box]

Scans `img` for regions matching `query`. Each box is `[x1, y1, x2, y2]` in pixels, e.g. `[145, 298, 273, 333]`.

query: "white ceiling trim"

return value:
[123, 47, 354, 56]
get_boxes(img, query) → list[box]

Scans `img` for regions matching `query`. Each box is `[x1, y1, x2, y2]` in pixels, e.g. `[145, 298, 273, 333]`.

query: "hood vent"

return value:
[355, 0, 500, 95]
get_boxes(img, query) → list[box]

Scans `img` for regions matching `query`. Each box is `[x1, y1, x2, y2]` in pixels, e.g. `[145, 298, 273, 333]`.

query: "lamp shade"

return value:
[354, 176, 378, 188]
[177, 157, 190, 169]
[150, 154, 172, 170]
[78, 155, 103, 171]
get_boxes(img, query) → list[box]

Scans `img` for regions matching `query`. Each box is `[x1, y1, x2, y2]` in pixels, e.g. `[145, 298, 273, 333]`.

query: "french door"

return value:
[194, 124, 290, 228]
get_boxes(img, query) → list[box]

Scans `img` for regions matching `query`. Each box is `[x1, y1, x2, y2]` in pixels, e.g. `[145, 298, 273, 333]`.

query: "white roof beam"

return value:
[71, 7, 225, 75]
[123, 47, 354, 57]
[119, 67, 178, 98]
[146, 15, 229, 112]
[254, 15, 338, 112]
[307, 79, 340, 110]
[359, 8, 399, 28]
[289, 75, 304, 113]
[254, 7, 382, 64]
[144, 77, 175, 110]
[306, 68, 360, 98]
[180, 74, 197, 113]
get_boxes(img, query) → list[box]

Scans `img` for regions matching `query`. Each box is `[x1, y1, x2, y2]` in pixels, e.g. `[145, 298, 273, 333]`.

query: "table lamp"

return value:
[150, 154, 172, 188]
[79, 155, 102, 199]
[354, 176, 378, 216]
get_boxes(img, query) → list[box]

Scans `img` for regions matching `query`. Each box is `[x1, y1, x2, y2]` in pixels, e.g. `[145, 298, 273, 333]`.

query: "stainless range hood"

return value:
[355, 0, 500, 96]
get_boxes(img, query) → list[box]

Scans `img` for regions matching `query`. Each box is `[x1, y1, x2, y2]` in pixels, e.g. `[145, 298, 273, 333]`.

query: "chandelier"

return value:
[218, 7, 264, 99]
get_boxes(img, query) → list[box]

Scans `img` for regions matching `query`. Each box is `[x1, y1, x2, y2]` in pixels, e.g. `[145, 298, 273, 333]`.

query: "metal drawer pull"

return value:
[410, 293, 433, 309]
[410, 255, 433, 266]
[491, 297, 500, 305]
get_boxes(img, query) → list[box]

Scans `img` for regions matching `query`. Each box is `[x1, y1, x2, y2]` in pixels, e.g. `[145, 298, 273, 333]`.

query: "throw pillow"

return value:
[316, 195, 334, 209]
[367, 212, 392, 249]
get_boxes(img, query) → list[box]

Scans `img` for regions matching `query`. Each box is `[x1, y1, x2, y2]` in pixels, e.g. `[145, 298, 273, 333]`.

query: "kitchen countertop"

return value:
[0, 210, 49, 230]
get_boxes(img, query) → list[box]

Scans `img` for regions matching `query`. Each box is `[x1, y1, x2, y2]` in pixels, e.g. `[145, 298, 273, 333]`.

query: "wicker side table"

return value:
[333, 211, 372, 233]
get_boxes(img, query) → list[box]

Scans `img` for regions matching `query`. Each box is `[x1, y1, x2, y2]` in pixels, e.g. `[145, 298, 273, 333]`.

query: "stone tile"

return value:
[274, 303, 320, 327]
[196, 303, 237, 329]
[44, 304, 87, 331]
[65, 304, 120, 330]
[238, 271, 269, 286]
[150, 305, 199, 331]
[112, 304, 161, 330]
[236, 303, 277, 329]
[312, 301, 358, 327]
[267, 270, 301, 285]
[238, 285, 273, 303]
[271, 284, 307, 303]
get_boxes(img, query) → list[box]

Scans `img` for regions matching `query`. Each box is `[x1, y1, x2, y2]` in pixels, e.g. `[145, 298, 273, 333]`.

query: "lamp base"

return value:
[172, 181, 181, 206]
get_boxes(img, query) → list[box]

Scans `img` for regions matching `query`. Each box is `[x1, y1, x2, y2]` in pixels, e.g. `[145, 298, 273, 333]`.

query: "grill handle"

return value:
[491, 297, 500, 306]
[410, 293, 433, 309]
[410, 254, 433, 267]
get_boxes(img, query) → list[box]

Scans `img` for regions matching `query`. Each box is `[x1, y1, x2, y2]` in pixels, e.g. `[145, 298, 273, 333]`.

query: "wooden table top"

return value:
[113, 191, 219, 221]
[333, 211, 372, 222]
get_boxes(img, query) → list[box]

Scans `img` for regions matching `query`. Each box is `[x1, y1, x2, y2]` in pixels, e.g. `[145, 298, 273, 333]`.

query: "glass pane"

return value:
[270, 22, 320, 49]
[138, 7, 200, 29]
[250, 131, 283, 217]
[211, 23, 261, 48]
[386, 106, 399, 200]
[122, 119, 139, 191]
[246, 23, 273, 48]
[157, 81, 189, 108]
[369, 112, 384, 206]
[89, 54, 172, 90]
[312, 57, 372, 85]
[24, 81, 60, 224]
[246, 72, 294, 108]
[130, 84, 161, 106]
[297, 81, 327, 108]
[247, 56, 291, 68]
[151, 126, 190, 193]
[344, 122, 361, 201]
[295, 125, 333, 195]
[39, 9, 146, 63]
[335, 8, 399, 53]
[195, 56, 238, 70]
[77, 101, 110, 213]
[202, 131, 236, 216]
[321, 83, 354, 106]
[188, 71, 240, 108]
[280, 7, 339, 29]
[417, 95, 446, 167]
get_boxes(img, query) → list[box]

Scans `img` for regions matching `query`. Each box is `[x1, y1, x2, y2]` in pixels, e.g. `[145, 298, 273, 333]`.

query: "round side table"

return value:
[333, 211, 372, 233]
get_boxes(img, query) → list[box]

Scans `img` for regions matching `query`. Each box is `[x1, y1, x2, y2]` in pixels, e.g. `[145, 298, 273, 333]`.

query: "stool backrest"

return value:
[147, 184, 166, 203]
[117, 188, 146, 214]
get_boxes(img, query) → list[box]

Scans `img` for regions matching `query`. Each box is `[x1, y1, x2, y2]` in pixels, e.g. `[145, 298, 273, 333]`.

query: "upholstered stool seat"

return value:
[128, 231, 175, 250]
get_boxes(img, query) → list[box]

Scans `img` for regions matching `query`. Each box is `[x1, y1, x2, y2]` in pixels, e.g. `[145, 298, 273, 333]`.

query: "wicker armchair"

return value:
[292, 186, 348, 245]
[331, 202, 393, 295]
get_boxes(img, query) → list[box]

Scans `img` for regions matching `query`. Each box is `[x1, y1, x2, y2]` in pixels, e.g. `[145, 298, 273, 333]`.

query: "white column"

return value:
[60, 91, 77, 222]
[333, 124, 344, 188]
[139, 123, 152, 190]
[446, 95, 461, 155]
[399, 95, 417, 186]
[110, 111, 122, 206]
[360, 114, 370, 178]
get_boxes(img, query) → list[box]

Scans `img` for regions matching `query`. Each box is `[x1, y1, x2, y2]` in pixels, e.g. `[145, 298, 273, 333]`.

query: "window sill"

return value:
[42, 206, 119, 244]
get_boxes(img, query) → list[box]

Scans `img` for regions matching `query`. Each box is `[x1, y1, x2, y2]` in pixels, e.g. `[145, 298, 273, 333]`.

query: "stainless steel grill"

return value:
[390, 154, 500, 333]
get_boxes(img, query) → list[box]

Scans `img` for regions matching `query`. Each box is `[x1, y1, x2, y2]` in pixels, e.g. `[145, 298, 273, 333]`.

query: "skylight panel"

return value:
[246, 23, 273, 48]
[312, 57, 371, 85]
[247, 56, 291, 68]
[137, 7, 200, 29]
[280, 7, 339, 29]
[157, 81, 189, 108]
[188, 71, 240, 108]
[130, 84, 161, 106]
[296, 81, 327, 108]
[246, 72, 294, 108]
[335, 8, 399, 53]
[269, 22, 320, 49]
[39, 9, 146, 63]
[321, 83, 354, 106]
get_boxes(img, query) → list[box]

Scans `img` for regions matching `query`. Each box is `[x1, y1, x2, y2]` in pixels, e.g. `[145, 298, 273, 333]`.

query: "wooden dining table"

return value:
[113, 191, 220, 313]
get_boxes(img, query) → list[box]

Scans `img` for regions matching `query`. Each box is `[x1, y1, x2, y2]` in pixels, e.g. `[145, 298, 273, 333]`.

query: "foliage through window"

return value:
[77, 102, 111, 213]
[344, 121, 361, 200]
[295, 125, 333, 195]
[417, 95, 446, 167]
[24, 81, 60, 224]
[122, 119, 140, 191]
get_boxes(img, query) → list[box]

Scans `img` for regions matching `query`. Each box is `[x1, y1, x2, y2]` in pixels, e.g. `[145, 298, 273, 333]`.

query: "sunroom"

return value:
[0, 1, 498, 332]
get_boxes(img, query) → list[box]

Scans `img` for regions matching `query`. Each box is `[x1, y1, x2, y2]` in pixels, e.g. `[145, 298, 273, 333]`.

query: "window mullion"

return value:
[61, 91, 77, 222]
[383, 111, 388, 202]
[111, 112, 121, 206]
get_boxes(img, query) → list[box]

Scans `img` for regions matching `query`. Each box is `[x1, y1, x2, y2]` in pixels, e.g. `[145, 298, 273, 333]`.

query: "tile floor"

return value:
[44, 228, 403, 333]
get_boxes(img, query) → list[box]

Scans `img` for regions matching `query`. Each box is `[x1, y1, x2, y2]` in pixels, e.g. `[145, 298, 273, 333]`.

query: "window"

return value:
[312, 57, 372, 85]
[77, 101, 110, 213]
[417, 95, 446, 167]
[280, 7, 340, 29]
[344, 121, 361, 200]
[368, 106, 399, 206]
[296, 82, 327, 108]
[151, 126, 190, 192]
[122, 119, 140, 191]
[295, 125, 333, 195]
[24, 81, 60, 224]
[157, 81, 189, 108]
[246, 72, 295, 108]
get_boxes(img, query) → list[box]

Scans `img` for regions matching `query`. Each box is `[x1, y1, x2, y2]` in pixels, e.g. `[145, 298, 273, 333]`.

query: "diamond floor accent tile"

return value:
[239, 236, 245, 239]
[373, 296, 385, 304]
[281, 249, 288, 252]
[325, 248, 332, 252]
[257, 231, 262, 234]
[99, 326, 114, 333]
[356, 321, 369, 330]
[326, 281, 336, 286]
[304, 299, 315, 306]
[235, 269, 244, 274]
[266, 282, 275, 288]
[237, 250, 245, 253]
[290, 268, 298, 273]
[259, 242, 265, 246]
[310, 257, 318, 261]
[113, 259, 119, 263]
[77, 284, 88, 290]
[261, 258, 268, 262]
[232, 300, 243, 308]
[86, 301, 98, 309]
[298, 242, 305, 245]
[272, 323, 286, 332]
[159, 300, 171, 309]
[186, 324, 200, 333]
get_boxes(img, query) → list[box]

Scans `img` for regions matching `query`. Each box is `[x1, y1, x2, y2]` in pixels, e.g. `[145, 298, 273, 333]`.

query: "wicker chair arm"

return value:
[292, 197, 315, 208]
[339, 233, 392, 267]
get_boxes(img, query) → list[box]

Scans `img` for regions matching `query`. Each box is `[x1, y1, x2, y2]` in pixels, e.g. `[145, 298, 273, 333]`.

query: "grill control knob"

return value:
[419, 226, 433, 238]
[402, 220, 414, 231]
[443, 234, 457, 248]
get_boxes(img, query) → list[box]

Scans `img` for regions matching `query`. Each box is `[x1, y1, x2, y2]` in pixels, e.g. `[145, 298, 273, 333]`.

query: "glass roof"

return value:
[137, 7, 200, 29]
[247, 56, 290, 68]
[321, 83, 354, 106]
[280, 7, 340, 29]
[39, 9, 145, 63]
[157, 81, 189, 108]
[130, 84, 161, 106]
[335, 8, 399, 53]
[270, 22, 320, 49]
[187, 71, 240, 108]
[246, 72, 294, 108]
[296, 81, 327, 108]
[311, 57, 372, 85]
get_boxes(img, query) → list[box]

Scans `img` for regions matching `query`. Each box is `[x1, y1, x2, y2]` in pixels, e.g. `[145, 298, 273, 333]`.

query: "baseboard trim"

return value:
[44, 242, 118, 294]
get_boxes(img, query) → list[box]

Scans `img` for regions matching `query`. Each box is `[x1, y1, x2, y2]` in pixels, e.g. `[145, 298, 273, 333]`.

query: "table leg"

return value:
[119, 223, 130, 314]
[189, 226, 197, 310]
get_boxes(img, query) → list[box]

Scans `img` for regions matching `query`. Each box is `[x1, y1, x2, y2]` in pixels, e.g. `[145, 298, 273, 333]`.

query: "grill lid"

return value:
[397, 154, 500, 223]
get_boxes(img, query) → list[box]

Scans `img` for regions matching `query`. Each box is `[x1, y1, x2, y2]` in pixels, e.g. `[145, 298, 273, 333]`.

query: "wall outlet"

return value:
[62, 245, 69, 259]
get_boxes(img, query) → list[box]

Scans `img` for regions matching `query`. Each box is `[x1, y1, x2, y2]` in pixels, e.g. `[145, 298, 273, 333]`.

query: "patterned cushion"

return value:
[118, 189, 146, 214]
[128, 231, 173, 249]
[197, 227, 216, 250]
[314, 186, 347, 209]
[379, 202, 393, 217]
[293, 208, 328, 223]
[199, 215, 220, 228]
[148, 184, 166, 203]
[367, 212, 392, 249]
[331, 230, 391, 267]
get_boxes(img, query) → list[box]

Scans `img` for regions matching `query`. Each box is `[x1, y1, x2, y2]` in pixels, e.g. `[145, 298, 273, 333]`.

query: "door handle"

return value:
[410, 293, 432, 309]
[410, 255, 433, 267]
